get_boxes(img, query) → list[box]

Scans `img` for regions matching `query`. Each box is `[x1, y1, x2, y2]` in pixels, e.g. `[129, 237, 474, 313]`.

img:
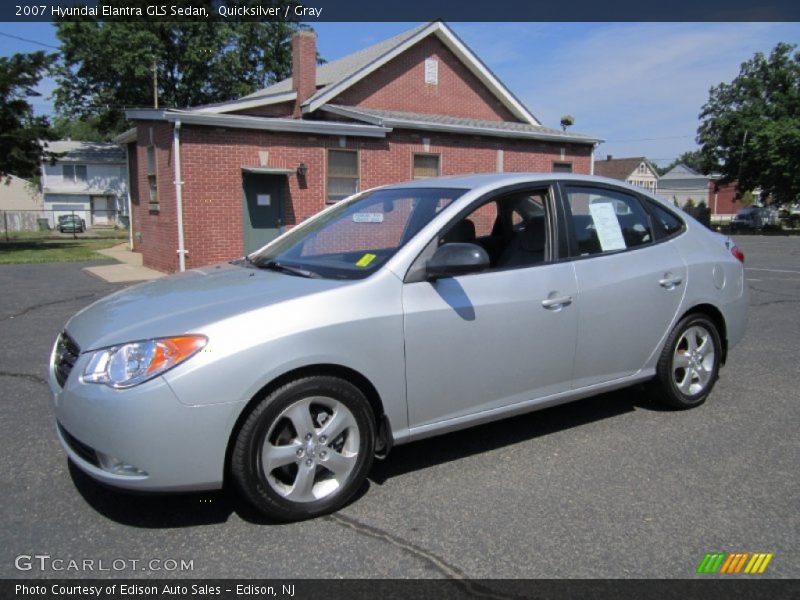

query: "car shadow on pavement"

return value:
[68, 455, 372, 528]
[368, 386, 667, 485]
[68, 386, 663, 528]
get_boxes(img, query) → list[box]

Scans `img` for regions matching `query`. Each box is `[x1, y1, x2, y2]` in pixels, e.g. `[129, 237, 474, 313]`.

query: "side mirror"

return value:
[426, 243, 490, 279]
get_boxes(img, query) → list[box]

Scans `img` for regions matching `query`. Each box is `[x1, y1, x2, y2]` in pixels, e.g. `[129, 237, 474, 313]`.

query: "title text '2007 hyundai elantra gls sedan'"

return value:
[50, 173, 748, 521]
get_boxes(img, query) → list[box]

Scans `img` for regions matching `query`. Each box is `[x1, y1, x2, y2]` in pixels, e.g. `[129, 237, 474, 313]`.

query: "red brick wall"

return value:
[333, 35, 518, 122]
[130, 122, 179, 272]
[231, 102, 294, 118]
[135, 123, 591, 272]
[709, 181, 739, 216]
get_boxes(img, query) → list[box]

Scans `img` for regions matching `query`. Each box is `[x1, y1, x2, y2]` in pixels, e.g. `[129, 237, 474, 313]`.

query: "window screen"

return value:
[327, 150, 359, 203]
[413, 154, 440, 179]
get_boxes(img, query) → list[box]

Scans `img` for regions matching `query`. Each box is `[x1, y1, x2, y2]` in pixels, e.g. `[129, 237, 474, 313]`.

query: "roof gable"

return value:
[594, 157, 655, 180]
[200, 22, 539, 125]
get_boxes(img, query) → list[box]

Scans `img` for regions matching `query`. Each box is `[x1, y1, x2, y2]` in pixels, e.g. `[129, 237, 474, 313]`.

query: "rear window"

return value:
[646, 200, 684, 238]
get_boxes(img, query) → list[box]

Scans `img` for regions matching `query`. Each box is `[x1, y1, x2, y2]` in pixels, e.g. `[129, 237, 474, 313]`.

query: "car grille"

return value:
[54, 332, 80, 387]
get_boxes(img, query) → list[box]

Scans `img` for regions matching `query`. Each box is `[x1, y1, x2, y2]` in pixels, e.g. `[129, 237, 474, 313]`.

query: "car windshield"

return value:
[249, 187, 467, 280]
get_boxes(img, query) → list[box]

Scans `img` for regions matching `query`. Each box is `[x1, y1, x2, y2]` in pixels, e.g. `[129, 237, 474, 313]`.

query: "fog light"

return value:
[97, 453, 148, 477]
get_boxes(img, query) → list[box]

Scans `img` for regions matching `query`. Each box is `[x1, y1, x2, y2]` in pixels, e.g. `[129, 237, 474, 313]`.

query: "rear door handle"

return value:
[659, 276, 683, 289]
[541, 295, 573, 310]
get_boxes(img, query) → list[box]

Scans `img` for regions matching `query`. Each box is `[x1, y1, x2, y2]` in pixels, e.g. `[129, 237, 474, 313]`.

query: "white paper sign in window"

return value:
[589, 202, 626, 252]
[352, 212, 384, 223]
[257, 194, 271, 206]
[425, 58, 438, 85]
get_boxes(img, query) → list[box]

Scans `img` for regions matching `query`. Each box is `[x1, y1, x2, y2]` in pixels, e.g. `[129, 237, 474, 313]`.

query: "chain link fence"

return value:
[1, 209, 129, 241]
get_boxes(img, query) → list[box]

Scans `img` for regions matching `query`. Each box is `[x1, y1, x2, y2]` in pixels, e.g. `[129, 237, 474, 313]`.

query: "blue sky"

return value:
[2, 21, 799, 165]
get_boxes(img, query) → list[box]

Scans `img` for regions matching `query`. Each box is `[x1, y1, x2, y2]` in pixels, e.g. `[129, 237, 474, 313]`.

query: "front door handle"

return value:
[659, 275, 683, 289]
[541, 295, 573, 310]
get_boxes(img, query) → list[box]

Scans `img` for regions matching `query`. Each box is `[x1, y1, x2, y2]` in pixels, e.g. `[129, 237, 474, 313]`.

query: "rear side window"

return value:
[646, 200, 684, 238]
[565, 186, 653, 256]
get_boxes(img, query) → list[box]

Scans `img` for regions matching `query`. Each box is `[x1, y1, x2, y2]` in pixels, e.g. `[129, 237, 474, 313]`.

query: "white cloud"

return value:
[455, 22, 800, 162]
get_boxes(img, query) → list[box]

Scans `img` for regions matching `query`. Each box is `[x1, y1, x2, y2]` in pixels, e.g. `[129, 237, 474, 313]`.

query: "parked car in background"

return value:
[49, 174, 749, 521]
[57, 215, 85, 233]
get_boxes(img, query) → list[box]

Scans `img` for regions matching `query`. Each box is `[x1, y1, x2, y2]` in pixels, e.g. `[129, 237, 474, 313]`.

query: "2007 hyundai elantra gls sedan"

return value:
[50, 173, 748, 520]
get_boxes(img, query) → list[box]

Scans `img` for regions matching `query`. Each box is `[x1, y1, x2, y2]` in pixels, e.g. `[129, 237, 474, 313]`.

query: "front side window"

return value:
[566, 186, 653, 256]
[327, 149, 359, 203]
[438, 189, 552, 271]
[250, 187, 466, 280]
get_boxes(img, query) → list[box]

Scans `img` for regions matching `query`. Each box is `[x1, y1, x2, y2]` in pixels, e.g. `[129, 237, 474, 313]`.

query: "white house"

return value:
[41, 141, 128, 228]
[594, 156, 659, 194]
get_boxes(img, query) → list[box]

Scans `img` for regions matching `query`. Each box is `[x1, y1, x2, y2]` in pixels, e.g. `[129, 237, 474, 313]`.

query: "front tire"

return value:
[231, 376, 375, 521]
[650, 314, 722, 409]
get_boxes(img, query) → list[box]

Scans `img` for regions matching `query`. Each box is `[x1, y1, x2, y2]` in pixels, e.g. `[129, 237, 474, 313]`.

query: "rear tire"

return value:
[231, 376, 375, 521]
[649, 314, 722, 409]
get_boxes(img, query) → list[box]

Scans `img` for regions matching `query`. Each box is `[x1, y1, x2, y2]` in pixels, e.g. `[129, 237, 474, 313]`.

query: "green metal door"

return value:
[242, 173, 285, 254]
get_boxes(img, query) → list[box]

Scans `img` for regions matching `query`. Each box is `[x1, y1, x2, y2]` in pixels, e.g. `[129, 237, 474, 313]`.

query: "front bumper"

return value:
[50, 348, 244, 492]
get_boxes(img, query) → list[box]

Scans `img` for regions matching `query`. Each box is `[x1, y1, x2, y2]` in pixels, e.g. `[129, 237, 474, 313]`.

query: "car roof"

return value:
[379, 172, 653, 193]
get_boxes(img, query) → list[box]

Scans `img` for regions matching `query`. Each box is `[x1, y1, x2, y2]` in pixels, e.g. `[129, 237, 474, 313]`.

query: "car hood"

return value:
[65, 262, 351, 351]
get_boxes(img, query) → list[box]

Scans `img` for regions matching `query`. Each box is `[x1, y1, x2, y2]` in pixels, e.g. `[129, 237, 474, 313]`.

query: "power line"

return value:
[603, 134, 695, 143]
[0, 31, 60, 50]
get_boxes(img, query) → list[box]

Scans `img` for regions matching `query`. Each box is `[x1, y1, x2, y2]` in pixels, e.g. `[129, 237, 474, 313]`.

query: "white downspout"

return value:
[173, 120, 186, 272]
[590, 143, 597, 175]
[122, 143, 133, 250]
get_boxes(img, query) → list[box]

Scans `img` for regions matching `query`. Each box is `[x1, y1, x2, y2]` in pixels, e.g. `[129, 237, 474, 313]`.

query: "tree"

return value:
[656, 150, 707, 176]
[697, 42, 800, 204]
[54, 2, 305, 136]
[0, 51, 56, 180]
[52, 115, 106, 142]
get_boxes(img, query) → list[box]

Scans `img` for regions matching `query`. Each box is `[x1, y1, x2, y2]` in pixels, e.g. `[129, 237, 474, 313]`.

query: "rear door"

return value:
[562, 184, 687, 388]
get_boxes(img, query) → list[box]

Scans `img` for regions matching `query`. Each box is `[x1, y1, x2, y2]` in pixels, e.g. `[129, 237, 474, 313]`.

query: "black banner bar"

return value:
[3, 579, 800, 600]
[2, 0, 800, 22]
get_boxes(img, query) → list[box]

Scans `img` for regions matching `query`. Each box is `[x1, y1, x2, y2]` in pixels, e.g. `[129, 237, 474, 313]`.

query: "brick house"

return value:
[120, 21, 600, 273]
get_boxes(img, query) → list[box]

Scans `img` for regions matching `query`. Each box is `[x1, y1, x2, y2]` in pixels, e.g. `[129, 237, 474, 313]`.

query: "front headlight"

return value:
[82, 335, 207, 389]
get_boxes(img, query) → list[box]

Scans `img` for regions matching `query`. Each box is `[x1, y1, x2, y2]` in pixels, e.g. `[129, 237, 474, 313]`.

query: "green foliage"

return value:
[0, 51, 57, 180]
[52, 114, 107, 141]
[656, 150, 707, 176]
[740, 190, 754, 206]
[697, 42, 800, 204]
[53, 2, 305, 136]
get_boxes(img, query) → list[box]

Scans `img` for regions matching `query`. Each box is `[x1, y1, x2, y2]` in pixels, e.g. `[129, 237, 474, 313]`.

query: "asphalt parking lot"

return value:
[0, 236, 797, 580]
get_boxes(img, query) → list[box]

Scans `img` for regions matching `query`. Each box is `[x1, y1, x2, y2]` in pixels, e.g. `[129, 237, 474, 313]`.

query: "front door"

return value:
[91, 196, 109, 225]
[243, 174, 286, 254]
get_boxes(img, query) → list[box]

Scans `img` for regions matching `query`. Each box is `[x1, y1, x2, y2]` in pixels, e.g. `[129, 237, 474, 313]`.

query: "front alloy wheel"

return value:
[231, 376, 375, 521]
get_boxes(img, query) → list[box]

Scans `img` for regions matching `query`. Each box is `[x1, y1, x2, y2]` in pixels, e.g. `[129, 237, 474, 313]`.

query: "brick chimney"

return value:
[292, 31, 317, 118]
[606, 155, 613, 161]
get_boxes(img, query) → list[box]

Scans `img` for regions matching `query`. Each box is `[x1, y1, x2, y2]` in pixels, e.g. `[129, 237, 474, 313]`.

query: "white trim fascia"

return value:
[191, 91, 297, 114]
[113, 128, 137, 144]
[124, 109, 391, 138]
[303, 22, 540, 126]
[321, 105, 600, 145]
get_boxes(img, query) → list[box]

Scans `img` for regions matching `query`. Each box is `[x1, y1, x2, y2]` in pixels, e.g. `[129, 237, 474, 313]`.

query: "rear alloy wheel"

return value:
[231, 376, 375, 521]
[651, 314, 722, 409]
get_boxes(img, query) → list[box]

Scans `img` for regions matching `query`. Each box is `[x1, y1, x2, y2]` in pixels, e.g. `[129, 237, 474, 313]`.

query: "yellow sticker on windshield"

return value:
[355, 253, 377, 268]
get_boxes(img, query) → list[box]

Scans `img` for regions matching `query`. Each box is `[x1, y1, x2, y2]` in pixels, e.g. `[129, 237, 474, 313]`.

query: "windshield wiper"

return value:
[258, 260, 319, 278]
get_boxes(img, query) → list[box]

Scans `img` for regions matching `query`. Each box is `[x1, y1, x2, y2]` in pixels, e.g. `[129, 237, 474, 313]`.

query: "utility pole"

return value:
[152, 59, 158, 109]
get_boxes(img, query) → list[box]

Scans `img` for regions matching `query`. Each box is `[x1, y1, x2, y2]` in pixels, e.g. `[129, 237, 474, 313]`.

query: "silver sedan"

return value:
[50, 173, 748, 521]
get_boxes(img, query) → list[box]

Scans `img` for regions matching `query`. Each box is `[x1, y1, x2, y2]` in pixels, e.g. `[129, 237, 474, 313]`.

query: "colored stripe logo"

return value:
[697, 552, 773, 574]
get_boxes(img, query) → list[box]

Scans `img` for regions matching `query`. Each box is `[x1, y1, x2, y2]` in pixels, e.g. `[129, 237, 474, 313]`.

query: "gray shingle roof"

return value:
[241, 23, 431, 102]
[44, 141, 125, 163]
[323, 105, 600, 144]
[594, 157, 651, 180]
